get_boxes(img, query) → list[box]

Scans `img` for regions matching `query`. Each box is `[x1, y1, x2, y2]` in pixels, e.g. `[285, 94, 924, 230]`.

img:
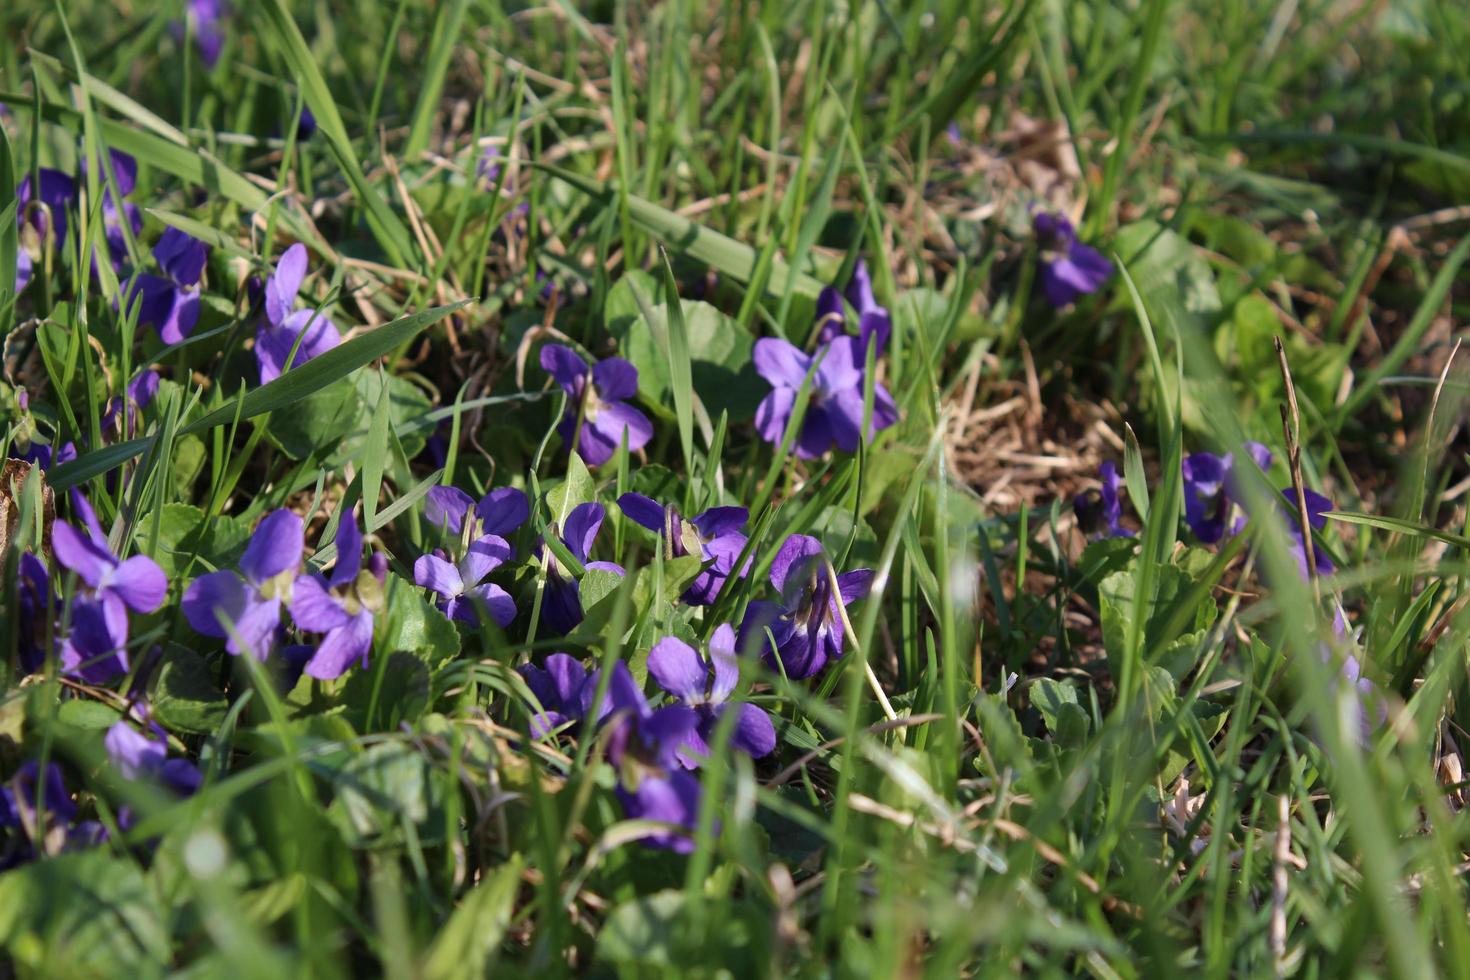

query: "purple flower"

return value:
[617, 493, 750, 605]
[647, 624, 776, 768]
[739, 535, 874, 680]
[6, 761, 77, 840]
[177, 0, 230, 68]
[1182, 442, 1273, 544]
[50, 490, 167, 683]
[1034, 212, 1112, 307]
[255, 244, 341, 384]
[289, 507, 386, 680]
[414, 535, 516, 628]
[539, 344, 653, 466]
[422, 484, 530, 541]
[753, 336, 899, 459]
[101, 369, 162, 439]
[1073, 461, 1134, 539]
[182, 508, 303, 659]
[296, 107, 317, 141]
[15, 249, 31, 292]
[16, 168, 76, 252]
[539, 502, 625, 635]
[518, 653, 589, 737]
[586, 662, 705, 853]
[815, 259, 891, 359]
[17, 553, 52, 674]
[104, 721, 201, 796]
[121, 228, 209, 345]
[1281, 487, 1335, 578]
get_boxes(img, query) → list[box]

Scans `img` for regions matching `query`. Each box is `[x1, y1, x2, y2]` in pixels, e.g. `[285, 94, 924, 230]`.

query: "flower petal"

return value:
[646, 636, 709, 703]
[105, 554, 168, 613]
[753, 338, 811, 389]
[458, 534, 512, 587]
[617, 492, 666, 533]
[182, 570, 251, 638]
[836, 569, 874, 606]
[265, 243, 307, 326]
[464, 582, 516, 627]
[585, 401, 653, 464]
[753, 387, 796, 446]
[303, 610, 374, 679]
[475, 487, 529, 537]
[327, 508, 363, 589]
[562, 502, 605, 564]
[726, 702, 777, 758]
[768, 534, 823, 593]
[707, 624, 740, 703]
[413, 554, 464, 598]
[539, 343, 588, 396]
[592, 357, 639, 401]
[52, 521, 114, 588]
[290, 574, 351, 632]
[239, 509, 304, 584]
[425, 486, 474, 533]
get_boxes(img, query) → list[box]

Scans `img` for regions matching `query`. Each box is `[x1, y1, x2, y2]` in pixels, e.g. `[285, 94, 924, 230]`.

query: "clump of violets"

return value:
[1073, 461, 1134, 539]
[753, 335, 898, 459]
[518, 653, 589, 737]
[101, 369, 161, 440]
[815, 259, 892, 360]
[8, 391, 76, 470]
[121, 228, 210, 345]
[585, 662, 705, 853]
[617, 493, 750, 605]
[647, 624, 776, 767]
[1, 761, 105, 862]
[290, 507, 387, 679]
[183, 509, 304, 659]
[539, 502, 625, 635]
[1033, 212, 1112, 308]
[414, 484, 527, 627]
[739, 534, 874, 680]
[255, 244, 341, 384]
[51, 490, 167, 683]
[1181, 442, 1273, 544]
[540, 344, 653, 466]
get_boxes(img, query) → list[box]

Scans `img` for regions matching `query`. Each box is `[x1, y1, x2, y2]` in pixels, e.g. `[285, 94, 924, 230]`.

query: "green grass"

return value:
[2, 0, 1470, 975]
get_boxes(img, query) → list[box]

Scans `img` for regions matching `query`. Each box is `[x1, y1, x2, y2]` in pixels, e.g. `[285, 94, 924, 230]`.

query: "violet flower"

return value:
[585, 661, 705, 854]
[1034, 212, 1112, 308]
[423, 484, 530, 541]
[617, 493, 750, 605]
[647, 624, 776, 768]
[753, 336, 899, 459]
[289, 507, 387, 679]
[255, 244, 341, 384]
[177, 0, 230, 68]
[105, 721, 202, 797]
[414, 535, 516, 628]
[1182, 442, 1273, 544]
[51, 490, 167, 682]
[101, 369, 161, 438]
[15, 249, 31, 292]
[16, 553, 52, 674]
[1073, 461, 1134, 539]
[121, 228, 209, 345]
[539, 502, 625, 635]
[540, 344, 653, 466]
[182, 508, 303, 659]
[1281, 487, 1335, 578]
[739, 534, 874, 680]
[815, 259, 891, 359]
[518, 653, 589, 737]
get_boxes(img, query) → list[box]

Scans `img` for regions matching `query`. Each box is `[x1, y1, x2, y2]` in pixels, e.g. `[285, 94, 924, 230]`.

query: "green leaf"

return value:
[151, 644, 229, 734]
[362, 370, 392, 530]
[48, 437, 155, 494]
[544, 451, 596, 525]
[183, 301, 464, 436]
[619, 298, 763, 423]
[56, 699, 121, 731]
[0, 853, 169, 972]
[328, 742, 444, 846]
[422, 855, 524, 980]
[379, 573, 460, 668]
